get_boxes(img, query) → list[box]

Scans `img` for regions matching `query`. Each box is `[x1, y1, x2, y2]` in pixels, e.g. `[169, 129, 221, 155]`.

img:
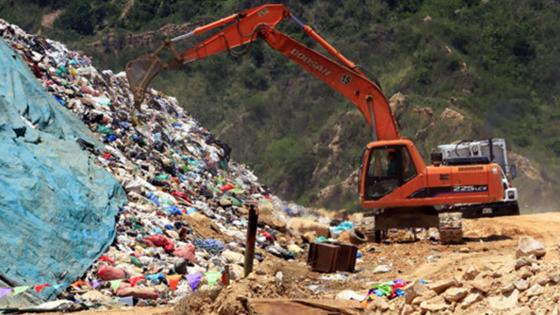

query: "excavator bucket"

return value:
[125, 54, 164, 107]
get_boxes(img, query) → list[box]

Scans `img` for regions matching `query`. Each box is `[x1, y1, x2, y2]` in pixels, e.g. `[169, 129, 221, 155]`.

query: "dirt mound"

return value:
[174, 258, 314, 315]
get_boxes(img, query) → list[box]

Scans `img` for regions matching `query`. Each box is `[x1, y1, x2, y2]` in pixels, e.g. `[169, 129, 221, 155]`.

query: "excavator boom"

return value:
[126, 4, 399, 140]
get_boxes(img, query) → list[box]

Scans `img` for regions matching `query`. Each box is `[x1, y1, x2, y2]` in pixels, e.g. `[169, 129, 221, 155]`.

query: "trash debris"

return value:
[330, 221, 353, 236]
[373, 264, 392, 274]
[335, 289, 365, 301]
[362, 279, 407, 307]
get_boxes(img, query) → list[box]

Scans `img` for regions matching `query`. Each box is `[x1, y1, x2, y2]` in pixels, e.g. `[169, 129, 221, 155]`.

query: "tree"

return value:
[55, 1, 95, 35]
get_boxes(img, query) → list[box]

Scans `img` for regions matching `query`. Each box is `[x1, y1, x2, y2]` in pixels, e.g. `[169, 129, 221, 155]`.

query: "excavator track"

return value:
[363, 204, 519, 244]
[367, 207, 465, 244]
[438, 212, 463, 244]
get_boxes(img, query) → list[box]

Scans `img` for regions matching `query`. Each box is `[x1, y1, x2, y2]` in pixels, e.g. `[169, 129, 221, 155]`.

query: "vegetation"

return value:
[2, 0, 560, 210]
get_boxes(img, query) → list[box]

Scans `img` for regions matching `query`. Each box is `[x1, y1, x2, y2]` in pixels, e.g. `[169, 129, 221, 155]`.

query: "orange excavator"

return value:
[126, 4, 519, 243]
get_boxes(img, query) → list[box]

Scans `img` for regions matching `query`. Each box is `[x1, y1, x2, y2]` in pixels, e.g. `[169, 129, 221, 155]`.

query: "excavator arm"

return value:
[126, 4, 399, 140]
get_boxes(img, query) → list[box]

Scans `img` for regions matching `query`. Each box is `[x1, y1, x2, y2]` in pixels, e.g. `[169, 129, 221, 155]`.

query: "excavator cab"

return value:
[363, 145, 417, 200]
[360, 139, 423, 203]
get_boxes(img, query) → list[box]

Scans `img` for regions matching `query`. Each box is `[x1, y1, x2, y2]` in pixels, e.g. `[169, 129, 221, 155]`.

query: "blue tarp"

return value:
[0, 39, 127, 300]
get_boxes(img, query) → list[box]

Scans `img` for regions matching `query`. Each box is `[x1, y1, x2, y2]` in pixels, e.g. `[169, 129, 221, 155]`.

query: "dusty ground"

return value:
[34, 212, 560, 314]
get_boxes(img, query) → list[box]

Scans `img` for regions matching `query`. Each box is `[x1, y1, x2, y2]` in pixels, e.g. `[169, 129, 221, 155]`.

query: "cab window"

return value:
[364, 145, 417, 200]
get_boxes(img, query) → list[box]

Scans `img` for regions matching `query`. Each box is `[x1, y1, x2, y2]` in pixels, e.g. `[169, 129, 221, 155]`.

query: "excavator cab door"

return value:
[362, 145, 417, 201]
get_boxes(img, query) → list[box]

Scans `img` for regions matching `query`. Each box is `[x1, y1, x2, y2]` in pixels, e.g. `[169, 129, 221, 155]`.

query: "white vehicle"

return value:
[437, 138, 518, 202]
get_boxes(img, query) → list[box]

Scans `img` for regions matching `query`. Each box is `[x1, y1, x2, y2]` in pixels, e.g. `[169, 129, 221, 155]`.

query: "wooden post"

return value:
[244, 203, 258, 277]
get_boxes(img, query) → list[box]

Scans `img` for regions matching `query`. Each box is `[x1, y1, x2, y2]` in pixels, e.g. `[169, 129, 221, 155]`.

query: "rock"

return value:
[287, 218, 330, 238]
[275, 271, 284, 291]
[501, 282, 515, 294]
[442, 287, 468, 303]
[401, 304, 414, 315]
[470, 278, 491, 294]
[427, 278, 458, 294]
[515, 255, 537, 270]
[373, 264, 392, 274]
[551, 305, 560, 315]
[463, 266, 480, 280]
[459, 247, 471, 253]
[335, 289, 364, 301]
[258, 202, 287, 232]
[529, 263, 541, 274]
[534, 308, 549, 315]
[531, 274, 549, 286]
[514, 279, 529, 291]
[372, 297, 390, 311]
[389, 92, 406, 117]
[516, 236, 546, 259]
[404, 280, 431, 304]
[221, 250, 244, 265]
[517, 266, 533, 279]
[411, 291, 437, 305]
[526, 284, 544, 297]
[440, 107, 465, 123]
[461, 293, 483, 309]
[419, 295, 448, 312]
[549, 273, 560, 284]
[488, 289, 519, 310]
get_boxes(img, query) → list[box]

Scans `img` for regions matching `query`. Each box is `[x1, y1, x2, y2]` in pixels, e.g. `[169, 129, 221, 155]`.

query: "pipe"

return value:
[290, 13, 357, 70]
[171, 30, 195, 43]
[367, 96, 376, 141]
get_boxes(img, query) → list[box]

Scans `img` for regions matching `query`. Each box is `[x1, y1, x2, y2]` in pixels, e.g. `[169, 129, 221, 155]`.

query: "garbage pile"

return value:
[0, 19, 323, 307]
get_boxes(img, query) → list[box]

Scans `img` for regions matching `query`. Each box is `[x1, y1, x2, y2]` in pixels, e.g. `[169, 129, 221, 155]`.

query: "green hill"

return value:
[2, 0, 559, 211]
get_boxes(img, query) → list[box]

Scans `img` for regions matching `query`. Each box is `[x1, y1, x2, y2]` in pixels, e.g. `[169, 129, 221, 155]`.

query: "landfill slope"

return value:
[0, 19, 313, 307]
[0, 36, 127, 305]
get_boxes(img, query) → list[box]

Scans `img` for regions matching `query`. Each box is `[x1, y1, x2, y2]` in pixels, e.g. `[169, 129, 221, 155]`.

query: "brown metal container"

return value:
[307, 243, 339, 273]
[333, 242, 357, 272]
[307, 242, 357, 273]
